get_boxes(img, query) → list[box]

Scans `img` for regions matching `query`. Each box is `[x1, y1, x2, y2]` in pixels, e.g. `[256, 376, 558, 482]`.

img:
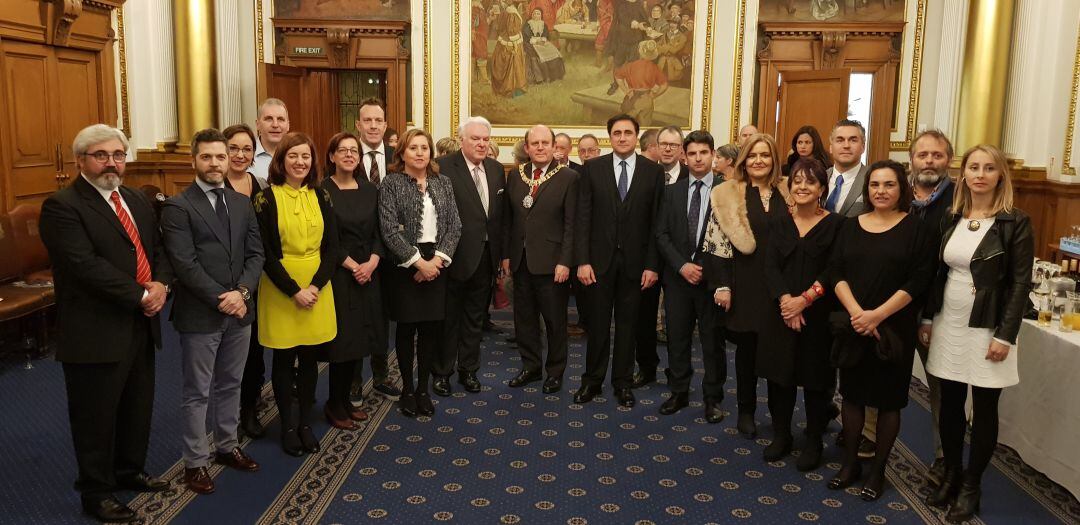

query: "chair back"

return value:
[0, 214, 20, 282]
[8, 204, 50, 276]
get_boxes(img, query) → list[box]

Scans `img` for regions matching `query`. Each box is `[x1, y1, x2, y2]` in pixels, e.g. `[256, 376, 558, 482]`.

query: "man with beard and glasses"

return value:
[40, 125, 174, 523]
[161, 129, 266, 494]
[909, 128, 955, 487]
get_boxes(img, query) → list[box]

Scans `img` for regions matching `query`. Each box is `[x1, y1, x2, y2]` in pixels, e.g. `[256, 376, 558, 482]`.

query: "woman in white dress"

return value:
[920, 144, 1034, 523]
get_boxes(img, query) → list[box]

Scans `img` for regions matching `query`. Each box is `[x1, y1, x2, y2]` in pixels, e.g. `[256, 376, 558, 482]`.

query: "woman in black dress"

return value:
[759, 157, 843, 471]
[702, 133, 792, 438]
[322, 132, 386, 430]
[222, 124, 270, 439]
[378, 129, 461, 418]
[827, 160, 934, 500]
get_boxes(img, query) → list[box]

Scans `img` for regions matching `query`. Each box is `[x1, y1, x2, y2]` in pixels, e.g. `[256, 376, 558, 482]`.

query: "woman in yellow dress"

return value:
[253, 132, 338, 457]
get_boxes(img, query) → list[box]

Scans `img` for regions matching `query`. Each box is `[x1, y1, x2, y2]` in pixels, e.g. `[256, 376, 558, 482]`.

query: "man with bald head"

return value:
[501, 124, 579, 394]
[738, 124, 758, 147]
[251, 98, 290, 185]
[553, 132, 583, 173]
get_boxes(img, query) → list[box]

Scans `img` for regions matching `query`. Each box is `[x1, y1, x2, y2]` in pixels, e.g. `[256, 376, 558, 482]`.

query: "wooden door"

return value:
[54, 47, 103, 182]
[776, 69, 850, 160]
[260, 63, 305, 133]
[260, 64, 340, 167]
[1, 40, 62, 204]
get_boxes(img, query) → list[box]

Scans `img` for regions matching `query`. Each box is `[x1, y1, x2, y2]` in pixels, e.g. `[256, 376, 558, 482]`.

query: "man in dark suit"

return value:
[574, 114, 664, 408]
[434, 116, 507, 396]
[355, 97, 401, 398]
[501, 124, 578, 394]
[654, 130, 725, 422]
[825, 119, 869, 218]
[554, 132, 586, 336]
[632, 125, 688, 387]
[554, 132, 583, 173]
[40, 124, 174, 523]
[161, 129, 265, 495]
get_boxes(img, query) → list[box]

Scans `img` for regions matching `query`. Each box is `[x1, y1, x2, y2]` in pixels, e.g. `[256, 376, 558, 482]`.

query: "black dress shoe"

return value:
[631, 372, 656, 389]
[82, 496, 136, 523]
[945, 477, 981, 523]
[240, 409, 266, 439]
[415, 392, 435, 416]
[762, 433, 792, 462]
[796, 437, 824, 471]
[399, 393, 417, 417]
[659, 392, 689, 415]
[704, 400, 724, 424]
[926, 466, 962, 508]
[573, 384, 601, 404]
[736, 413, 757, 438]
[432, 377, 452, 397]
[116, 472, 168, 492]
[298, 426, 320, 453]
[458, 372, 482, 393]
[615, 387, 635, 407]
[374, 378, 402, 398]
[281, 427, 304, 457]
[508, 370, 542, 388]
[542, 376, 562, 394]
[860, 469, 886, 502]
[827, 462, 862, 490]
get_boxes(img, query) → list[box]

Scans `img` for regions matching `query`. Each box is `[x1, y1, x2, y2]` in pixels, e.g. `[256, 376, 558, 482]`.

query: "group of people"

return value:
[40, 94, 1032, 524]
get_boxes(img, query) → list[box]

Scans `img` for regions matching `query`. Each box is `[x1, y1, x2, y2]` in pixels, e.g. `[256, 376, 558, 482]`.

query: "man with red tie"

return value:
[40, 124, 174, 523]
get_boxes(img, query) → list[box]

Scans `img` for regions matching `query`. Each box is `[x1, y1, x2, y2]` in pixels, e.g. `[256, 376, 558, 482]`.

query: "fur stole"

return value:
[703, 179, 792, 257]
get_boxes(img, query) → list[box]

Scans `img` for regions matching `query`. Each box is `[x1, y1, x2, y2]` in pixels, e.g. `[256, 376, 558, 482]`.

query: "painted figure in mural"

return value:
[527, 0, 564, 32]
[812, 0, 840, 21]
[614, 39, 668, 126]
[645, 4, 667, 38]
[490, 5, 529, 97]
[472, 0, 491, 83]
[556, 0, 590, 24]
[524, 8, 567, 83]
[606, 0, 649, 71]
[655, 23, 687, 83]
[594, 0, 614, 67]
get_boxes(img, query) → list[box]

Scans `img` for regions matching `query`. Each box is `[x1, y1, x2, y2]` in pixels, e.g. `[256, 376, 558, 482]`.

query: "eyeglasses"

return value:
[658, 142, 681, 150]
[228, 146, 254, 155]
[83, 150, 127, 163]
[335, 147, 360, 156]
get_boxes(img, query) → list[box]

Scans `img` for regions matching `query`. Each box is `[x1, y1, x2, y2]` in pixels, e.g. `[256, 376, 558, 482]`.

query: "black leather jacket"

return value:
[923, 208, 1034, 344]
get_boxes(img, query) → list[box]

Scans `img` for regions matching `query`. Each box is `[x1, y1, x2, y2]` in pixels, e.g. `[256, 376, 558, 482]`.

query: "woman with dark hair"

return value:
[253, 132, 338, 456]
[921, 145, 1033, 522]
[222, 124, 271, 439]
[320, 132, 385, 430]
[758, 157, 844, 471]
[384, 127, 399, 150]
[826, 159, 934, 500]
[783, 126, 831, 176]
[702, 133, 793, 439]
[378, 128, 461, 417]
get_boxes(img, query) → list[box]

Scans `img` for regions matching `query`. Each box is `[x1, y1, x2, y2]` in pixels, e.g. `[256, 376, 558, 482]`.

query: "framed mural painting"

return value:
[454, 0, 718, 145]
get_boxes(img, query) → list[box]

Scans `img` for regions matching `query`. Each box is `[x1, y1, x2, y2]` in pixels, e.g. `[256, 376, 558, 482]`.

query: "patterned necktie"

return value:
[618, 160, 628, 201]
[110, 191, 152, 284]
[473, 166, 487, 214]
[368, 151, 381, 185]
[211, 188, 230, 234]
[531, 167, 542, 198]
[688, 180, 703, 256]
[826, 173, 844, 212]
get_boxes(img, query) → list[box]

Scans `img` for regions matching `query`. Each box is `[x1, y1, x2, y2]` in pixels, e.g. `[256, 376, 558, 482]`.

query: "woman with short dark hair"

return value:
[826, 159, 934, 500]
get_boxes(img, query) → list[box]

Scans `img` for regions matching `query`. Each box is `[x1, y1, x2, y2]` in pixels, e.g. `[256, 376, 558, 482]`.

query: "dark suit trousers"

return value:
[440, 243, 494, 376]
[726, 329, 760, 415]
[664, 279, 725, 400]
[635, 283, 661, 375]
[62, 318, 154, 501]
[582, 250, 641, 389]
[513, 264, 569, 379]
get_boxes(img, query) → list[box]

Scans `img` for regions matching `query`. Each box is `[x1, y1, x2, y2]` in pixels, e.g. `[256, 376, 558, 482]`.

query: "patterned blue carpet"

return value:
[0, 306, 1076, 524]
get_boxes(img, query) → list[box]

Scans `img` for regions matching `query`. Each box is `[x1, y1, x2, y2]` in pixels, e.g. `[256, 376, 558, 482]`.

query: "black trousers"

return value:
[725, 329, 760, 415]
[63, 318, 155, 502]
[663, 280, 724, 399]
[512, 265, 569, 379]
[439, 243, 494, 377]
[635, 283, 662, 376]
[767, 381, 831, 437]
[582, 250, 641, 389]
[570, 269, 591, 329]
[396, 321, 441, 394]
[239, 317, 264, 411]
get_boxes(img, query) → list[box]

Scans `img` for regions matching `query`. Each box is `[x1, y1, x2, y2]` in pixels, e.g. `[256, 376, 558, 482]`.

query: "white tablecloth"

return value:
[998, 319, 1080, 499]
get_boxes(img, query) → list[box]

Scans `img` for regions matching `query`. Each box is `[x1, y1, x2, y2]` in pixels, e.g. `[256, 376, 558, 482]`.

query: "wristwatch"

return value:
[236, 285, 251, 302]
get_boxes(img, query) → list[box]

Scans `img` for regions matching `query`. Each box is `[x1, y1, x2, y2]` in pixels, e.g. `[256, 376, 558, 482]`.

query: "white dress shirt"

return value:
[362, 142, 387, 183]
[194, 177, 227, 212]
[613, 152, 637, 188]
[248, 139, 273, 186]
[665, 163, 682, 185]
[828, 163, 863, 212]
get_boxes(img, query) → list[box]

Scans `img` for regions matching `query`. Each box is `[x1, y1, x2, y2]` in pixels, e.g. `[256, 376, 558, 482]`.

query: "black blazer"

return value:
[40, 176, 175, 363]
[505, 162, 578, 274]
[253, 184, 339, 297]
[160, 183, 265, 332]
[923, 209, 1034, 344]
[655, 174, 717, 283]
[566, 160, 583, 174]
[437, 152, 508, 280]
[574, 153, 664, 276]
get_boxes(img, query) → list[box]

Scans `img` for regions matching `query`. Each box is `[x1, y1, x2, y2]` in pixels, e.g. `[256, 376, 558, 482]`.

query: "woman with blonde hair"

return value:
[920, 145, 1033, 522]
[702, 133, 792, 438]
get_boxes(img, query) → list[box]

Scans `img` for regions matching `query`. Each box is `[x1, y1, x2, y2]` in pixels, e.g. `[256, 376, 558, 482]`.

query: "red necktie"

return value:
[531, 168, 542, 198]
[110, 191, 152, 284]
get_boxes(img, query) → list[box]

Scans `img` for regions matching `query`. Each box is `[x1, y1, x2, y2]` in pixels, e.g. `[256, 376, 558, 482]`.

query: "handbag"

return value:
[828, 311, 870, 368]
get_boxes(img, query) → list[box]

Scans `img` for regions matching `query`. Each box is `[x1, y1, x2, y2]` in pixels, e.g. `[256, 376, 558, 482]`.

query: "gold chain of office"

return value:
[518, 163, 561, 209]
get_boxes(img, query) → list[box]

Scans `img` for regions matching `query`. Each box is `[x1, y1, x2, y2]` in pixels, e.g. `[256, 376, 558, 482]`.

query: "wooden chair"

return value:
[0, 212, 52, 367]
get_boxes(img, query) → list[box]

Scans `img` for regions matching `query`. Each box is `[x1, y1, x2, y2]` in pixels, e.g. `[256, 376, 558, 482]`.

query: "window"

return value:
[848, 73, 873, 165]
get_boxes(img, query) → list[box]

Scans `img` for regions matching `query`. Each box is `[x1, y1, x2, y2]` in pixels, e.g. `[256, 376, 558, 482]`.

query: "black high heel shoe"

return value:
[399, 393, 417, 417]
[925, 467, 962, 508]
[827, 462, 862, 490]
[860, 471, 886, 502]
[945, 478, 981, 523]
[281, 427, 304, 457]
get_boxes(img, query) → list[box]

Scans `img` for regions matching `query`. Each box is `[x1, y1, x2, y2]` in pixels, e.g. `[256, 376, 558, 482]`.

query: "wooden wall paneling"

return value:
[304, 69, 339, 159]
[1, 40, 58, 207]
[55, 47, 102, 182]
[0, 0, 50, 43]
[776, 69, 849, 158]
[261, 63, 305, 133]
[1012, 172, 1080, 260]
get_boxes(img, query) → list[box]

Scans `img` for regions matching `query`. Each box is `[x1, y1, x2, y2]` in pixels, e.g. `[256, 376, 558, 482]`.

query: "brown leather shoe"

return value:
[348, 404, 369, 421]
[324, 403, 357, 430]
[214, 447, 260, 472]
[184, 467, 215, 494]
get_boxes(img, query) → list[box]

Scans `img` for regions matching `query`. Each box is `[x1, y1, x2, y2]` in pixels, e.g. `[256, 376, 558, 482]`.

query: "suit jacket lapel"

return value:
[603, 155, 621, 210]
[672, 177, 690, 247]
[839, 165, 868, 215]
[75, 176, 131, 244]
[484, 158, 502, 215]
[185, 183, 232, 255]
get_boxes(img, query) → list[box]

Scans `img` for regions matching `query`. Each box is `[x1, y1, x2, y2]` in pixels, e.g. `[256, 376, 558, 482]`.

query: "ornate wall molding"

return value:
[117, 6, 129, 136]
[53, 0, 84, 46]
[1062, 19, 1080, 176]
[729, 0, 747, 144]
